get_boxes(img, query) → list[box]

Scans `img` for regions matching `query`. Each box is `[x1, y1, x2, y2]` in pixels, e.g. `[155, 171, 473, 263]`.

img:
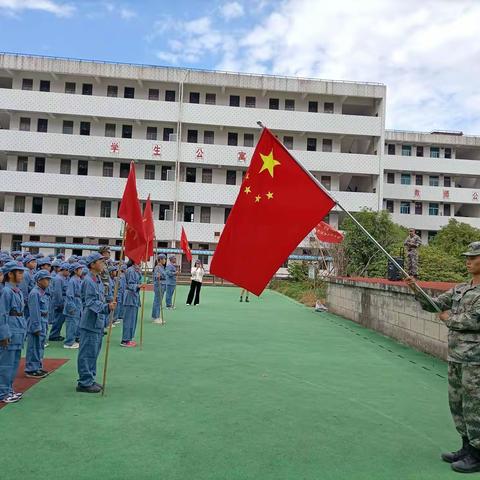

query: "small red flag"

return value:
[314, 221, 344, 244]
[181, 227, 192, 262]
[142, 195, 155, 261]
[118, 162, 146, 264]
[210, 128, 335, 296]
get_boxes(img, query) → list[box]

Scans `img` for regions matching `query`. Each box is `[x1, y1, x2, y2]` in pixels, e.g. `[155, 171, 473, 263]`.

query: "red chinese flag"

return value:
[210, 128, 335, 295]
[142, 195, 155, 261]
[181, 227, 192, 262]
[314, 221, 344, 244]
[118, 162, 146, 264]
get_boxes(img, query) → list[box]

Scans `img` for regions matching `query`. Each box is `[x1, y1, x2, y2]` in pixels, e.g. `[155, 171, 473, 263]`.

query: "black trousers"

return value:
[186, 280, 202, 305]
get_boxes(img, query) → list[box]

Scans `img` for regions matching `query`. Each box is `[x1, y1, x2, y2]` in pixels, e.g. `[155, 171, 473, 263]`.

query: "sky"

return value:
[0, 0, 479, 133]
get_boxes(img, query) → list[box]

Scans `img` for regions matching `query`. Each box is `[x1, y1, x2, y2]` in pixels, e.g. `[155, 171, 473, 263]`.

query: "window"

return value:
[430, 147, 440, 158]
[444, 176, 451, 187]
[165, 90, 176, 102]
[323, 102, 335, 114]
[184, 205, 195, 222]
[200, 206, 211, 223]
[228, 132, 238, 146]
[400, 173, 411, 185]
[22, 78, 33, 90]
[77, 160, 88, 176]
[307, 138, 317, 151]
[202, 168, 212, 184]
[75, 199, 86, 216]
[206, 93, 216, 105]
[161, 166, 172, 181]
[124, 87, 135, 99]
[34, 157, 45, 173]
[72, 237, 83, 256]
[402, 145, 412, 156]
[14, 196, 25, 213]
[146, 127, 157, 140]
[107, 85, 118, 97]
[415, 202, 423, 215]
[187, 129, 198, 143]
[445, 148, 452, 159]
[62, 120, 74, 134]
[60, 159, 71, 174]
[283, 136, 293, 150]
[429, 203, 439, 216]
[82, 83, 93, 95]
[189, 92, 200, 103]
[159, 204, 170, 221]
[244, 133, 254, 147]
[37, 118, 48, 133]
[415, 175, 423, 186]
[400, 201, 410, 214]
[145, 164, 155, 180]
[444, 204, 451, 216]
[429, 175, 439, 187]
[54, 237, 66, 255]
[80, 121, 90, 136]
[58, 198, 69, 215]
[416, 146, 424, 157]
[387, 172, 395, 184]
[32, 197, 43, 214]
[224, 208, 231, 223]
[122, 125, 132, 139]
[19, 117, 31, 131]
[163, 127, 174, 141]
[428, 231, 437, 242]
[100, 201, 111, 218]
[204, 130, 215, 144]
[186, 167, 197, 183]
[269, 98, 279, 110]
[321, 176, 331, 190]
[308, 101, 318, 113]
[226, 170, 236, 185]
[17, 156, 28, 172]
[39, 80, 50, 92]
[230, 95, 240, 107]
[105, 123, 116, 137]
[285, 99, 295, 111]
[12, 235, 23, 251]
[387, 144, 396, 155]
[65, 82, 76, 94]
[198, 243, 209, 265]
[148, 88, 159, 100]
[103, 162, 114, 177]
[119, 163, 130, 178]
[386, 200, 394, 213]
[322, 139, 333, 152]
[245, 96, 256, 108]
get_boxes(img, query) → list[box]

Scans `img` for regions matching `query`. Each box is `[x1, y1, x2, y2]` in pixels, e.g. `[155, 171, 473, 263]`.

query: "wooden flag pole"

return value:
[139, 243, 148, 350]
[102, 222, 127, 396]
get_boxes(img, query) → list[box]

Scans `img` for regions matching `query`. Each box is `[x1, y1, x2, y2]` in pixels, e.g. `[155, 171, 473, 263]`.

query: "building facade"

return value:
[0, 53, 477, 268]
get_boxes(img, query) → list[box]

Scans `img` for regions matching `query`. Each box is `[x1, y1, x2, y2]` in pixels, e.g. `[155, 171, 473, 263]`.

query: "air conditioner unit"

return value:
[165, 209, 174, 221]
[166, 170, 176, 182]
[169, 133, 177, 142]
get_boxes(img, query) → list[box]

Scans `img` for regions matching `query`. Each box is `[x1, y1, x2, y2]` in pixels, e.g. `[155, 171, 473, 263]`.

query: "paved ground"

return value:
[1, 287, 460, 479]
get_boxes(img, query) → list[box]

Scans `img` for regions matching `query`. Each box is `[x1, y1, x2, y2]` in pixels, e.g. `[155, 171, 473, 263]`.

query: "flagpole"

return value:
[256, 121, 441, 313]
[102, 221, 127, 396]
[139, 243, 148, 350]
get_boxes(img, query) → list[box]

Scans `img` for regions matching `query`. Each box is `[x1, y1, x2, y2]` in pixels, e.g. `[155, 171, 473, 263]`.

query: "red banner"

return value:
[314, 222, 344, 244]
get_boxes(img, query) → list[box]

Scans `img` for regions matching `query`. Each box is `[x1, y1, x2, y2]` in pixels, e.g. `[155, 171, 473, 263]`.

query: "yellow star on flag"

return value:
[255, 195, 262, 203]
[244, 186, 251, 194]
[259, 150, 280, 177]
[266, 191, 274, 200]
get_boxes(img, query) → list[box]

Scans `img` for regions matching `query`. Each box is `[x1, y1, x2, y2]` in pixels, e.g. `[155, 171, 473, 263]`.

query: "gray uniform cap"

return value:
[462, 242, 480, 257]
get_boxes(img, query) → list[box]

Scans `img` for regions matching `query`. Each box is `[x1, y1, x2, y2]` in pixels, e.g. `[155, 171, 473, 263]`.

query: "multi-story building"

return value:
[0, 53, 476, 270]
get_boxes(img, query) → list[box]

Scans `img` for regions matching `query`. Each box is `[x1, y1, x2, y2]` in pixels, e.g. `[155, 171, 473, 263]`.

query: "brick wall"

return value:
[325, 277, 449, 360]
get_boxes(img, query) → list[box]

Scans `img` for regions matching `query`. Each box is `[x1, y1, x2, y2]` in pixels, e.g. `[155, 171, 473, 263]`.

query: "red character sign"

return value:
[414, 189, 421, 198]
[110, 142, 120, 154]
[237, 151, 247, 162]
[152, 144, 161, 157]
[195, 148, 204, 159]
[443, 189, 450, 199]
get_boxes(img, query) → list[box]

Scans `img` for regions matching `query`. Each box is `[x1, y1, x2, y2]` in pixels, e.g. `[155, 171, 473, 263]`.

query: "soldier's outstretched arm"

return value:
[405, 277, 454, 313]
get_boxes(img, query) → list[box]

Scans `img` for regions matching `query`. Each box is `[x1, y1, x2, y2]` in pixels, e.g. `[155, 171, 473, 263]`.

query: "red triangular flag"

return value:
[181, 227, 192, 262]
[210, 127, 335, 296]
[142, 195, 155, 261]
[118, 162, 146, 264]
[314, 221, 344, 244]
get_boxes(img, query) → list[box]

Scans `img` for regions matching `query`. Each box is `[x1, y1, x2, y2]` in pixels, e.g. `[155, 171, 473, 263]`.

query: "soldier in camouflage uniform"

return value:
[404, 229, 422, 278]
[407, 242, 480, 473]
[98, 246, 112, 330]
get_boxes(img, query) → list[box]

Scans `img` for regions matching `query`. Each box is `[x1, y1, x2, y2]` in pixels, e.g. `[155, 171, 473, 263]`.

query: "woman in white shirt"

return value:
[186, 260, 205, 306]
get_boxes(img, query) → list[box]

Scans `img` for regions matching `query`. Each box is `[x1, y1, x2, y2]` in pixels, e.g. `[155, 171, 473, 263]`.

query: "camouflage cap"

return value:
[462, 242, 480, 257]
[98, 245, 111, 254]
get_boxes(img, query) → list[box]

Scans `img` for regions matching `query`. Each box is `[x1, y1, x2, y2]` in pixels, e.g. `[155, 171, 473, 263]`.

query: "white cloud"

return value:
[0, 0, 74, 16]
[103, 2, 136, 19]
[221, 1, 244, 20]
[119, 7, 136, 19]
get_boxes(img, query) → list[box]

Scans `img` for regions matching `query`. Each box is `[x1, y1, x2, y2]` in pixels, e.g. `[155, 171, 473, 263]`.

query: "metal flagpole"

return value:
[256, 121, 441, 313]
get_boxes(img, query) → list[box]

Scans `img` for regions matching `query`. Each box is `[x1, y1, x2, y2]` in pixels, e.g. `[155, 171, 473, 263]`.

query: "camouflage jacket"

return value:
[99, 261, 111, 295]
[404, 234, 422, 251]
[416, 282, 480, 364]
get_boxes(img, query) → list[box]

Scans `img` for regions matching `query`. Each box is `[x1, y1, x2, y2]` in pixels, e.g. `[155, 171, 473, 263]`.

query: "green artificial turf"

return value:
[1, 286, 460, 479]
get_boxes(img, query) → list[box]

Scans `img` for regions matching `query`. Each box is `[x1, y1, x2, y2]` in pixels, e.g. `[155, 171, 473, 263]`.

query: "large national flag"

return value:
[118, 161, 146, 264]
[181, 226, 192, 262]
[142, 195, 155, 261]
[314, 221, 344, 244]
[210, 127, 336, 295]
